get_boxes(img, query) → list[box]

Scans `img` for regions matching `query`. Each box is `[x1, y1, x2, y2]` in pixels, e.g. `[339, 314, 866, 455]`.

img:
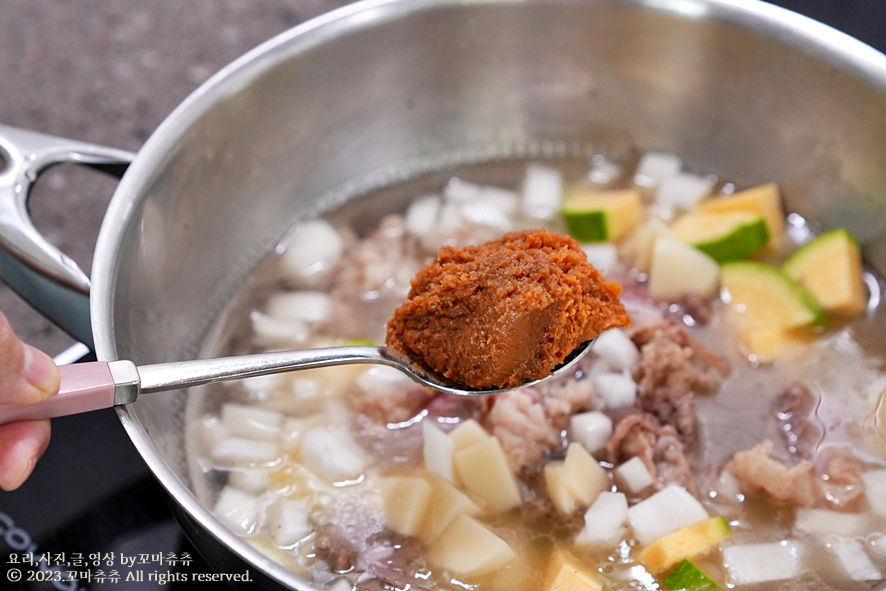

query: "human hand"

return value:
[0, 312, 60, 491]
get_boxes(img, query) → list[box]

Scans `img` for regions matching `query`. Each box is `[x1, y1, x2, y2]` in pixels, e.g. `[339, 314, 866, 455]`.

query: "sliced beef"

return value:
[352, 381, 435, 425]
[664, 293, 715, 327]
[315, 527, 359, 573]
[540, 371, 596, 431]
[363, 531, 425, 590]
[630, 320, 730, 446]
[818, 450, 866, 509]
[725, 439, 822, 507]
[606, 412, 697, 496]
[482, 388, 561, 470]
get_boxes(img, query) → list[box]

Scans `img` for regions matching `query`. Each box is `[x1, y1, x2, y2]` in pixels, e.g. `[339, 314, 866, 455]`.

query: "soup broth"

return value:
[186, 153, 886, 591]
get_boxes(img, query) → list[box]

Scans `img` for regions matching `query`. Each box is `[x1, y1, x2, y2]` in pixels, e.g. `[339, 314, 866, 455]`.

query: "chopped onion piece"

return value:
[615, 457, 654, 493]
[214, 485, 261, 534]
[521, 164, 562, 219]
[301, 427, 367, 483]
[575, 491, 628, 546]
[723, 541, 804, 586]
[269, 498, 312, 547]
[211, 437, 280, 464]
[627, 484, 708, 544]
[634, 152, 682, 188]
[655, 172, 712, 211]
[580, 242, 618, 275]
[405, 195, 442, 237]
[593, 328, 640, 371]
[221, 403, 283, 441]
[827, 538, 881, 581]
[423, 420, 455, 482]
[862, 469, 886, 517]
[592, 372, 637, 409]
[266, 291, 333, 324]
[280, 220, 344, 286]
[568, 411, 613, 454]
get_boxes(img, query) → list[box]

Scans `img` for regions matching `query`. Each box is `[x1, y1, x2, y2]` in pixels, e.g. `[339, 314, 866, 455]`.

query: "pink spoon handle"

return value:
[0, 362, 117, 426]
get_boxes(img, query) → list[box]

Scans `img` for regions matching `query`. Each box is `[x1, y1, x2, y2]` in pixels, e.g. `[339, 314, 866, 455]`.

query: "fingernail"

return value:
[23, 345, 60, 396]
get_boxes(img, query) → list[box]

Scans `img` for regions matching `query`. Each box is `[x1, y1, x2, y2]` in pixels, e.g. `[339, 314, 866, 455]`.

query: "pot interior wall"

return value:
[103, 0, 886, 499]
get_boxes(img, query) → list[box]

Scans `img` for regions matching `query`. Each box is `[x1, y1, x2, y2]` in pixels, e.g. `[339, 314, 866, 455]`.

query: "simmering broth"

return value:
[186, 153, 886, 591]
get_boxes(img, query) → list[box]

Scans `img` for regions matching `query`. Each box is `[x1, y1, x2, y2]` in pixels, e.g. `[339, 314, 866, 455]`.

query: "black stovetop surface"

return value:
[1, 2, 885, 590]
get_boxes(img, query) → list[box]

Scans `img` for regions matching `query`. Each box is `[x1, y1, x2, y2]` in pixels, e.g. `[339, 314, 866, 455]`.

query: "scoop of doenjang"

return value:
[385, 229, 630, 390]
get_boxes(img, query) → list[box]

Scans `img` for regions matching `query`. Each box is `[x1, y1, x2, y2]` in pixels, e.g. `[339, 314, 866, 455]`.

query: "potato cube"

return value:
[420, 477, 482, 543]
[423, 420, 455, 482]
[426, 515, 516, 578]
[453, 437, 522, 512]
[562, 443, 608, 508]
[380, 476, 434, 536]
[545, 461, 576, 515]
[544, 549, 603, 591]
[449, 418, 490, 451]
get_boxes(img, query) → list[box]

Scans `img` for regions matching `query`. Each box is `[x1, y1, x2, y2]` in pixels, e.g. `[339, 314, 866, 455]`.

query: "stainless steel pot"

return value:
[3, 0, 886, 588]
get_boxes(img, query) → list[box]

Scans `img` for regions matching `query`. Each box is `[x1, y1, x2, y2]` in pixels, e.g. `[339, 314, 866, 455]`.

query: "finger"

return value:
[0, 419, 51, 491]
[0, 314, 60, 405]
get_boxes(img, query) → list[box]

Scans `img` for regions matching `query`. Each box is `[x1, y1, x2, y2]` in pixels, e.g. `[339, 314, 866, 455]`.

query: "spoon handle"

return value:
[0, 347, 389, 426]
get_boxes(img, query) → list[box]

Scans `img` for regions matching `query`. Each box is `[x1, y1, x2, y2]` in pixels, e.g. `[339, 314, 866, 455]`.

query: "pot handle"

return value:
[0, 124, 136, 349]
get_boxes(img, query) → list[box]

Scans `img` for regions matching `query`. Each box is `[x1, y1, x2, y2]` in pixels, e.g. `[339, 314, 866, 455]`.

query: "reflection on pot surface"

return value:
[185, 152, 886, 591]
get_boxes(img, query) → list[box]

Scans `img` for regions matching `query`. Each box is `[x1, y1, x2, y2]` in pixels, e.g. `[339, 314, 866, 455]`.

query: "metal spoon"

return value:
[0, 341, 595, 426]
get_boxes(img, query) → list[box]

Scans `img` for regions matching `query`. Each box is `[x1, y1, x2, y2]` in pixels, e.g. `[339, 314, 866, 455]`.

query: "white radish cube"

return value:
[580, 243, 618, 275]
[627, 484, 709, 544]
[238, 372, 281, 397]
[300, 427, 367, 483]
[545, 461, 576, 515]
[723, 541, 803, 585]
[592, 372, 637, 409]
[589, 154, 622, 185]
[794, 509, 871, 537]
[281, 416, 307, 452]
[443, 178, 485, 202]
[568, 411, 613, 455]
[593, 328, 639, 371]
[356, 365, 412, 397]
[715, 469, 741, 499]
[250, 311, 308, 344]
[270, 498, 312, 547]
[214, 485, 261, 534]
[423, 420, 455, 482]
[522, 163, 563, 219]
[266, 291, 333, 324]
[228, 467, 270, 494]
[575, 491, 628, 546]
[211, 437, 280, 464]
[655, 172, 712, 211]
[280, 220, 344, 285]
[199, 415, 231, 452]
[327, 579, 352, 591]
[648, 236, 720, 300]
[862, 469, 886, 517]
[460, 197, 514, 231]
[870, 534, 886, 559]
[615, 456, 654, 493]
[634, 152, 682, 188]
[405, 195, 442, 237]
[436, 201, 465, 234]
[221, 404, 283, 441]
[291, 378, 322, 401]
[827, 538, 881, 581]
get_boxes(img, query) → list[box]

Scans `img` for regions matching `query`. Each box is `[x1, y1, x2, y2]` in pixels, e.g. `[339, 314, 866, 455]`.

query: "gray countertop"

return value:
[1, 0, 885, 356]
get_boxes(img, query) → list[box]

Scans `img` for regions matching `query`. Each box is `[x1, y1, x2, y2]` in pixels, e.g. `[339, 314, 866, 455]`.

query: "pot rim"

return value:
[89, 0, 886, 588]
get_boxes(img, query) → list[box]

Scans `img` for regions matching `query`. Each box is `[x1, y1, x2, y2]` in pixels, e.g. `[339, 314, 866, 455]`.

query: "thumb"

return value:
[0, 316, 60, 405]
